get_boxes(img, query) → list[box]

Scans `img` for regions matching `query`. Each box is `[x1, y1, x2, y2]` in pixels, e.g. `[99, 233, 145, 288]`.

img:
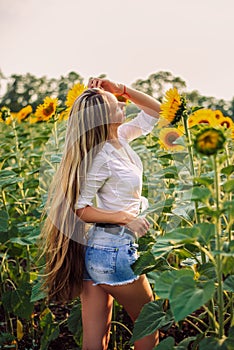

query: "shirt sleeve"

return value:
[118, 110, 158, 142]
[74, 152, 111, 210]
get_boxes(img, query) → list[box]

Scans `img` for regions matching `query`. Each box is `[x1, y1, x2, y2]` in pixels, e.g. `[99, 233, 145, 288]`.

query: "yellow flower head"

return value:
[65, 83, 87, 109]
[16, 105, 33, 122]
[159, 127, 184, 151]
[35, 97, 58, 121]
[188, 109, 216, 128]
[194, 127, 226, 156]
[160, 88, 184, 125]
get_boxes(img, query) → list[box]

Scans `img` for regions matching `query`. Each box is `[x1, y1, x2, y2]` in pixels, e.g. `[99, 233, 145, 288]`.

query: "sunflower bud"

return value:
[194, 127, 226, 156]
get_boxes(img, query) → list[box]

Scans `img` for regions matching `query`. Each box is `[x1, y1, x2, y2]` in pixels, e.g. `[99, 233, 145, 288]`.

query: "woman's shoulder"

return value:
[92, 144, 112, 165]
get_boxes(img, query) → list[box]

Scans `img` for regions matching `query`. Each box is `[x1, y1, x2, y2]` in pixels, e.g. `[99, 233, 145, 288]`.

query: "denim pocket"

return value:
[86, 244, 118, 274]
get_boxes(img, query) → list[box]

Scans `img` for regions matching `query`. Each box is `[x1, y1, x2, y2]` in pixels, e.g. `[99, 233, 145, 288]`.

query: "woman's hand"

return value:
[88, 77, 161, 118]
[125, 215, 150, 238]
[88, 78, 124, 95]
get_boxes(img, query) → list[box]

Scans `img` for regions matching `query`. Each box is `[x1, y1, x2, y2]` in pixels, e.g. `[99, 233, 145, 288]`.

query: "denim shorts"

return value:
[83, 225, 139, 286]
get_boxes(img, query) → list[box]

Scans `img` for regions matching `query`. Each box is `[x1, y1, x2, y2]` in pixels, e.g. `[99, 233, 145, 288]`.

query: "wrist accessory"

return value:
[120, 85, 130, 98]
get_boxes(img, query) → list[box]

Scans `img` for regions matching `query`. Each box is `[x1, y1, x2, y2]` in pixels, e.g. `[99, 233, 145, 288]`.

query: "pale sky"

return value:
[1, 0, 234, 100]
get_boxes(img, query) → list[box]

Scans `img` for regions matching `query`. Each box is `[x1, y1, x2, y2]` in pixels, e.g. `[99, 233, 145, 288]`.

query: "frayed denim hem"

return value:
[92, 275, 140, 287]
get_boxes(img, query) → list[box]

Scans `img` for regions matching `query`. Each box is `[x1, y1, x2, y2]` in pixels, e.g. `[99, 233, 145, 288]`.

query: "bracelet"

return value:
[120, 85, 130, 98]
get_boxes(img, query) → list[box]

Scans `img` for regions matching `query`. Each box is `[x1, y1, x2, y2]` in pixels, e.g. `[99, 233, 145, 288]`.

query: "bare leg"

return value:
[80, 281, 113, 350]
[100, 275, 159, 350]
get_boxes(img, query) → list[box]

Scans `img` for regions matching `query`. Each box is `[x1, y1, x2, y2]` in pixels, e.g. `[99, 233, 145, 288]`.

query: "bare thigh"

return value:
[99, 275, 159, 349]
[100, 274, 153, 321]
[80, 281, 113, 350]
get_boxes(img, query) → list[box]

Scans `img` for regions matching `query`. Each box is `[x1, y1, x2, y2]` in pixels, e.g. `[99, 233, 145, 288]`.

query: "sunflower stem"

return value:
[53, 118, 59, 153]
[12, 118, 27, 214]
[213, 154, 224, 339]
[182, 111, 206, 265]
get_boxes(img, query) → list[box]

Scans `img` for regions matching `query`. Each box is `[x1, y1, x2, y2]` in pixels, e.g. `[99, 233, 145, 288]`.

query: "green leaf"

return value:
[221, 165, 234, 176]
[151, 240, 176, 259]
[132, 251, 156, 275]
[2, 282, 34, 320]
[67, 302, 82, 336]
[172, 205, 194, 221]
[200, 337, 228, 350]
[223, 275, 234, 292]
[30, 279, 46, 302]
[223, 201, 234, 219]
[195, 222, 216, 245]
[170, 275, 215, 321]
[130, 300, 174, 343]
[40, 308, 59, 350]
[156, 166, 181, 179]
[0, 210, 9, 232]
[137, 234, 156, 252]
[194, 176, 214, 186]
[10, 236, 34, 246]
[222, 256, 234, 275]
[226, 327, 234, 350]
[197, 263, 216, 281]
[162, 227, 200, 244]
[176, 337, 196, 349]
[0, 169, 24, 187]
[141, 199, 174, 216]
[183, 187, 211, 203]
[223, 180, 234, 193]
[154, 270, 194, 299]
[153, 336, 175, 349]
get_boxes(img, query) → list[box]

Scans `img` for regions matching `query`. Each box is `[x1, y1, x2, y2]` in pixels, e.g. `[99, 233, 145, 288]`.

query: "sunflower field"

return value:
[0, 82, 234, 350]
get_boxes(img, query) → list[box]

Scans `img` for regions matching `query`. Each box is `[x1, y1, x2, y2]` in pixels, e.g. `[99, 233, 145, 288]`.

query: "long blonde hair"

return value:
[40, 88, 110, 301]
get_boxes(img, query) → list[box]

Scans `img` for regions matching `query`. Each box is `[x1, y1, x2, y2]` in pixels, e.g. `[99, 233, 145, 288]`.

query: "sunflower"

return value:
[159, 127, 184, 151]
[16, 105, 32, 122]
[188, 109, 216, 128]
[194, 127, 226, 156]
[65, 83, 87, 109]
[160, 88, 185, 125]
[35, 97, 58, 121]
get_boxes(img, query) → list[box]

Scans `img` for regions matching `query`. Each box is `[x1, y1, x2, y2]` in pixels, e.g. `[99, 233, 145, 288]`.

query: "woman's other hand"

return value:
[88, 78, 123, 95]
[125, 215, 150, 238]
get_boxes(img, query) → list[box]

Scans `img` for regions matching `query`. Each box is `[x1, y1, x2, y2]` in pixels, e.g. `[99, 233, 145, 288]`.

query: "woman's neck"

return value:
[107, 124, 119, 140]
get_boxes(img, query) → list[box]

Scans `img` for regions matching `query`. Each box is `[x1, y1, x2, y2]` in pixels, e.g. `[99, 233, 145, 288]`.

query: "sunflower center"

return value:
[165, 132, 178, 146]
[43, 103, 54, 116]
[199, 131, 219, 149]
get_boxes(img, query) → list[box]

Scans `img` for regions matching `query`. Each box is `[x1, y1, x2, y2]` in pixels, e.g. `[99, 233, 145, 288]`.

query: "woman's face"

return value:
[105, 92, 126, 125]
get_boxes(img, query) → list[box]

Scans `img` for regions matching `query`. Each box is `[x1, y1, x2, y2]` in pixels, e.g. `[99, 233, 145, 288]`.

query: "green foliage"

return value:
[130, 300, 174, 343]
[39, 308, 60, 350]
[0, 71, 233, 349]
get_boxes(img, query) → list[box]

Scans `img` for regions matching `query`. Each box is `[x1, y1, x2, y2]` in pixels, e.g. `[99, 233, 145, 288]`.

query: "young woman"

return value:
[41, 78, 161, 350]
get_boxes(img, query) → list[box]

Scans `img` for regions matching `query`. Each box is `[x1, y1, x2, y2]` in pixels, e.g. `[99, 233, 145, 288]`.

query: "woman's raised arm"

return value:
[89, 78, 161, 118]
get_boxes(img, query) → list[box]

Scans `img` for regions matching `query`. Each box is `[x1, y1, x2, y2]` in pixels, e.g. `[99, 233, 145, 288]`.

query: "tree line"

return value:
[0, 70, 233, 119]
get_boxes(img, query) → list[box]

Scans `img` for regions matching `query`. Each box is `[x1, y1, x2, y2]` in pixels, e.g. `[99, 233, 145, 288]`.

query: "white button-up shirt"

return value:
[74, 110, 158, 215]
